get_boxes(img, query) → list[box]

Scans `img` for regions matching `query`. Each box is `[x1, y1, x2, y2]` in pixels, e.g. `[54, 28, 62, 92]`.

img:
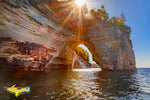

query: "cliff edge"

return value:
[0, 0, 136, 71]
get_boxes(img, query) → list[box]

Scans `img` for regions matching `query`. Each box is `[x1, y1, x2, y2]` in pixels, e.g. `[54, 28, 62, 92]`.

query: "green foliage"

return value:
[90, 9, 96, 16]
[124, 25, 131, 36]
[120, 13, 126, 24]
[88, 5, 131, 35]
[76, 46, 89, 61]
[110, 13, 126, 25]
[99, 5, 109, 21]
[110, 16, 124, 25]
[54, 1, 131, 37]
[89, 5, 109, 21]
[110, 13, 131, 35]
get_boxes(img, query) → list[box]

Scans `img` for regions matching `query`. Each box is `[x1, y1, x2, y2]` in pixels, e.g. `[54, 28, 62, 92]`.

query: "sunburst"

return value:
[75, 0, 85, 7]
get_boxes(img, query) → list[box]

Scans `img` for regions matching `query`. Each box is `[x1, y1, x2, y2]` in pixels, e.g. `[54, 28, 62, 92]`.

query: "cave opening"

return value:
[72, 44, 101, 70]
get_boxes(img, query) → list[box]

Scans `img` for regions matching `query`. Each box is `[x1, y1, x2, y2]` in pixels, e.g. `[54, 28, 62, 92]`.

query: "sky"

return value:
[84, 0, 150, 68]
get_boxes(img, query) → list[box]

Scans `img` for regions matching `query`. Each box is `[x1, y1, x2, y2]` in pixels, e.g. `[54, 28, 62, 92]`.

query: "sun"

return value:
[75, 0, 85, 7]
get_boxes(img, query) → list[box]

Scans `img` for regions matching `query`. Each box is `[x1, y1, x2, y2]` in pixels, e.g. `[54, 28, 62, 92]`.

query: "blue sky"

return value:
[85, 0, 150, 68]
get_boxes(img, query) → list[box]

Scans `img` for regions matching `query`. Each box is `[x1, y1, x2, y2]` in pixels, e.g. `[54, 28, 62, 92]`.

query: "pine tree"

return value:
[100, 5, 109, 21]
[120, 13, 126, 24]
[90, 9, 96, 16]
[96, 9, 102, 18]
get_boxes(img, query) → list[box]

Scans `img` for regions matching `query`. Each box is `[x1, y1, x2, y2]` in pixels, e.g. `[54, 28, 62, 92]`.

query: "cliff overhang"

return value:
[0, 0, 137, 71]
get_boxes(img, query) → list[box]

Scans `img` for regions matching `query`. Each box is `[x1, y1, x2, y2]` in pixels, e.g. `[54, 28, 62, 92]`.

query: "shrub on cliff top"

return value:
[89, 5, 131, 35]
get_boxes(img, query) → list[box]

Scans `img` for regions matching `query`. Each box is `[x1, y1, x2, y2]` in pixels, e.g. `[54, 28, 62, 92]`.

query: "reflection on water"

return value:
[72, 68, 101, 72]
[0, 68, 150, 100]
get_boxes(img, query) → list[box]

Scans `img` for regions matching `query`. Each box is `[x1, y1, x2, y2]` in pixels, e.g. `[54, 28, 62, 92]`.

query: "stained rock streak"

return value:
[0, 0, 136, 71]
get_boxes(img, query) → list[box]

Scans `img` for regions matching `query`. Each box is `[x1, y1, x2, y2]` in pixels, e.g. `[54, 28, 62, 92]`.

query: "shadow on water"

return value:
[0, 69, 147, 100]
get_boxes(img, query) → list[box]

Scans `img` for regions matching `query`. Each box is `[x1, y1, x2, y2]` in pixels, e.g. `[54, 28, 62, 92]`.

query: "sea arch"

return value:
[72, 43, 101, 69]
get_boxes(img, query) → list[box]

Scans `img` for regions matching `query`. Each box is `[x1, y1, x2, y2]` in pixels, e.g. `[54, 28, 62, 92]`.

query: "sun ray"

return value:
[61, 7, 76, 27]
[48, 2, 73, 10]
[77, 6, 83, 39]
[55, 4, 76, 20]
[52, 5, 77, 33]
[44, 0, 86, 42]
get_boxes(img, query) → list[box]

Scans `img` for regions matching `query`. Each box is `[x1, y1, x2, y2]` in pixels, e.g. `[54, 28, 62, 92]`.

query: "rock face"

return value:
[73, 52, 91, 69]
[0, 0, 136, 71]
[83, 23, 136, 71]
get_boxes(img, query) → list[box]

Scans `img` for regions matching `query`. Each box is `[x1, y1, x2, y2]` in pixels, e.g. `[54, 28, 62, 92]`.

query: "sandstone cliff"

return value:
[0, 0, 136, 71]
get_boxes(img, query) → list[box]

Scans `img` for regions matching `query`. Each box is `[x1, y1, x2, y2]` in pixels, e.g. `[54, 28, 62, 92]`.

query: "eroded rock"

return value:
[0, 0, 136, 71]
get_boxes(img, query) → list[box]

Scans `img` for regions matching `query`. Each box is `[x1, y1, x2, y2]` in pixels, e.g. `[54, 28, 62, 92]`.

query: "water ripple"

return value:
[0, 68, 150, 99]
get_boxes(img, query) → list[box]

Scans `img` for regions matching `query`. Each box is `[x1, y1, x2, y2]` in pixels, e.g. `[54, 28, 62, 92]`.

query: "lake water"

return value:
[0, 68, 150, 100]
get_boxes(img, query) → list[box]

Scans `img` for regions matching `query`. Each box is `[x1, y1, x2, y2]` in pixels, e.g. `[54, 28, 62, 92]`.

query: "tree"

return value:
[96, 9, 102, 18]
[120, 13, 126, 24]
[100, 5, 109, 21]
[125, 25, 131, 35]
[89, 9, 96, 16]
[100, 5, 105, 11]
[110, 16, 118, 24]
[82, 3, 88, 15]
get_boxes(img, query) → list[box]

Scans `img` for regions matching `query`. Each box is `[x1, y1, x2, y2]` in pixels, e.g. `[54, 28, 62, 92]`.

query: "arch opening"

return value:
[72, 44, 101, 71]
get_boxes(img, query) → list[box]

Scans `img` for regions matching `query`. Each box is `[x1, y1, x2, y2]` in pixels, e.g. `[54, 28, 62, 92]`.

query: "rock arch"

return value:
[72, 44, 100, 69]
[0, 0, 136, 71]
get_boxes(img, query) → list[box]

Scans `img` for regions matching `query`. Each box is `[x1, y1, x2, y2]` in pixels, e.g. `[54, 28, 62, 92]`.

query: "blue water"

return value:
[0, 68, 150, 100]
